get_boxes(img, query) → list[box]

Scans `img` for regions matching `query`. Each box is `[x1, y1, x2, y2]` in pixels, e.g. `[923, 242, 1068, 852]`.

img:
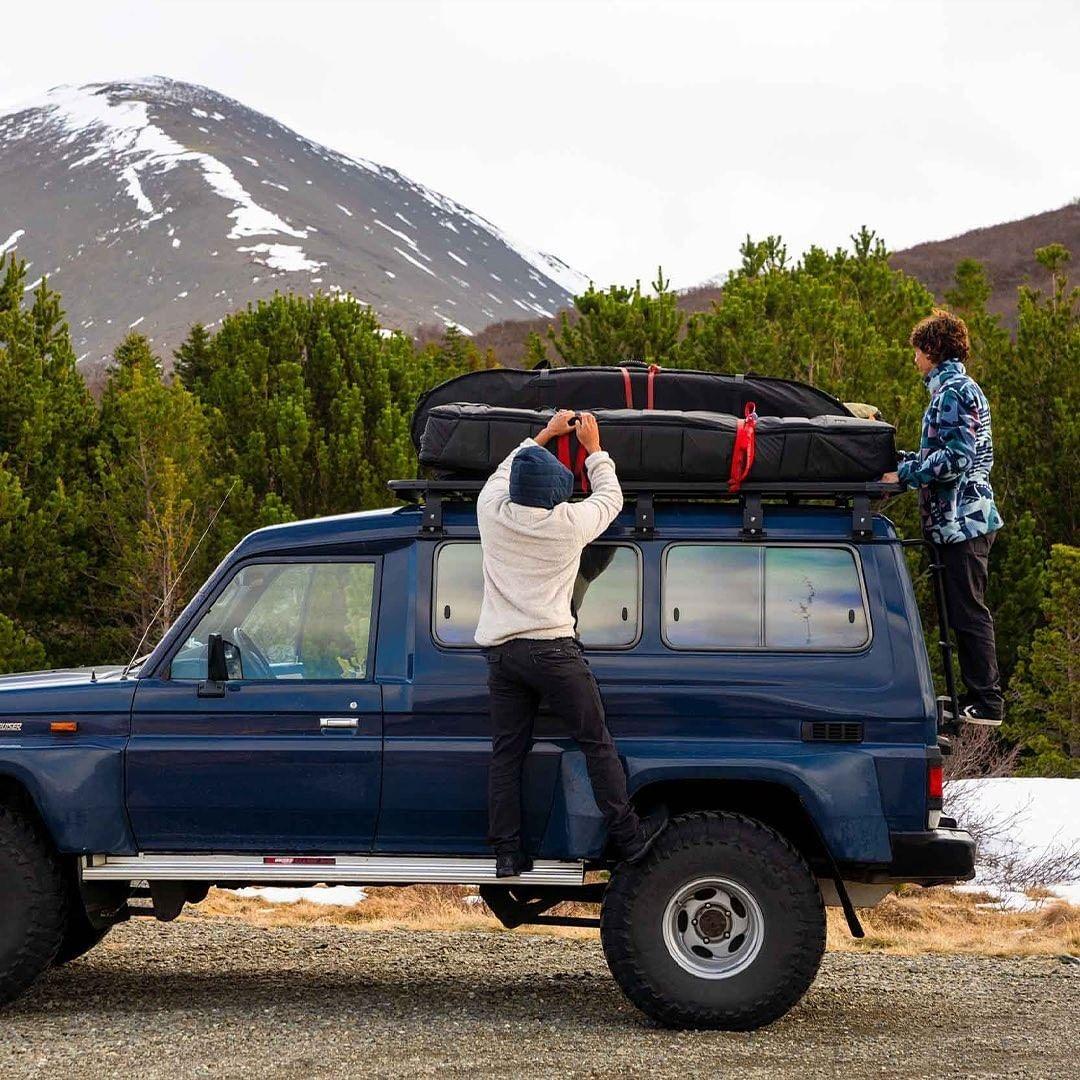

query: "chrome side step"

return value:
[82, 853, 585, 887]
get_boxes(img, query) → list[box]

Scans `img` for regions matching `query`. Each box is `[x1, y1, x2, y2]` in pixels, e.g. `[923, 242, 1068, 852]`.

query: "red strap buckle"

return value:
[728, 401, 758, 493]
[555, 432, 590, 493]
[647, 364, 660, 410]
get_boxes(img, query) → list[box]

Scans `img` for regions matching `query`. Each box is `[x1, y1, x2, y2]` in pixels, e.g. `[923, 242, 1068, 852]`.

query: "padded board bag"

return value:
[410, 363, 851, 451]
[418, 404, 896, 484]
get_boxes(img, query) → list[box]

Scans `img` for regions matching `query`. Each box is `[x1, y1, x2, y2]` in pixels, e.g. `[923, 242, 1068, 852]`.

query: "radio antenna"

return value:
[121, 478, 238, 679]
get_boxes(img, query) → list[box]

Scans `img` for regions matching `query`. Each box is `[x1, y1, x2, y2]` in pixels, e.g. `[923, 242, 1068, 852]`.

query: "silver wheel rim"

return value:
[661, 876, 764, 979]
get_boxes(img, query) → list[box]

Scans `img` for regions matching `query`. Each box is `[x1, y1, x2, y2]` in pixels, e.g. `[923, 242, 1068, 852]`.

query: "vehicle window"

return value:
[663, 545, 762, 648]
[662, 545, 869, 651]
[433, 542, 640, 648]
[171, 561, 376, 680]
[764, 547, 869, 649]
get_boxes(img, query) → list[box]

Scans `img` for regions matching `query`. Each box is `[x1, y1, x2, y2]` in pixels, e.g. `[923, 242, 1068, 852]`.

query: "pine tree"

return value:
[1007, 544, 1080, 776]
[0, 255, 97, 663]
[545, 270, 684, 367]
[92, 334, 215, 657]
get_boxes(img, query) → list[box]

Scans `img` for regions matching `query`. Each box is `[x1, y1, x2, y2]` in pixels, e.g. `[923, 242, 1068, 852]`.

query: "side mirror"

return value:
[207, 633, 229, 682]
[198, 633, 229, 697]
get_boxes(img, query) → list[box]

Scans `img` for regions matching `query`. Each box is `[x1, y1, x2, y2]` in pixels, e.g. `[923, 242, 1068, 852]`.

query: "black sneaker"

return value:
[959, 702, 1004, 727]
[617, 808, 669, 864]
[494, 851, 533, 878]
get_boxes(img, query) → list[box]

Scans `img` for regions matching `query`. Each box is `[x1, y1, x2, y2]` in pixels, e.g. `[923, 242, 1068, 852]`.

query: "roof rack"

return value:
[388, 478, 901, 541]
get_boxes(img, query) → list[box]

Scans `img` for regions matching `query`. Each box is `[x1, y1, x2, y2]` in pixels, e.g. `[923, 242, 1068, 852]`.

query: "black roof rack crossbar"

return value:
[389, 478, 900, 540]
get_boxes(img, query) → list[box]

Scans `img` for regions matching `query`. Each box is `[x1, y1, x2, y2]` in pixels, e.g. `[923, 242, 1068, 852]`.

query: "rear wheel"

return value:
[600, 811, 825, 1030]
[0, 803, 67, 1005]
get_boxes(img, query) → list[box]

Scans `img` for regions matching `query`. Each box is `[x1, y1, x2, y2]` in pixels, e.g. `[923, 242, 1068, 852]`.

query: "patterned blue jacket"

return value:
[897, 359, 1003, 545]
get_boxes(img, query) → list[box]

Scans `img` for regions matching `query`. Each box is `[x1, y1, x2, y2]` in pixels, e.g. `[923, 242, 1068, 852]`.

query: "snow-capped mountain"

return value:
[0, 77, 587, 372]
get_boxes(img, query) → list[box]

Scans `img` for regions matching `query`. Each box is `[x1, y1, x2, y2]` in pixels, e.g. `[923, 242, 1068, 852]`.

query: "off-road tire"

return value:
[0, 803, 68, 1005]
[600, 811, 825, 1030]
[54, 907, 110, 966]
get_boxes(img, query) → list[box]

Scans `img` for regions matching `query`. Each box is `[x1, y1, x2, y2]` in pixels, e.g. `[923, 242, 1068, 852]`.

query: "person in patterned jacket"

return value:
[881, 310, 1004, 724]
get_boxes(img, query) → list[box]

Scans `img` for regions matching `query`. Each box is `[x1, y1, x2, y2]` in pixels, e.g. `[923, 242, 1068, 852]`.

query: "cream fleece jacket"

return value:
[474, 438, 624, 647]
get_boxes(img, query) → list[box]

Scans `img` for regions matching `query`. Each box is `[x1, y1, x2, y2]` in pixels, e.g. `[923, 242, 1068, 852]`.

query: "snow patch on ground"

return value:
[336, 204, 353, 217]
[949, 778, 1080, 875]
[238, 243, 326, 273]
[232, 886, 368, 907]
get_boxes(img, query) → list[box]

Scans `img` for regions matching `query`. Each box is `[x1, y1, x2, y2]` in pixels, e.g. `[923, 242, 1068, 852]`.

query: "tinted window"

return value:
[433, 542, 640, 648]
[663, 546, 762, 648]
[663, 545, 868, 651]
[172, 562, 376, 680]
[764, 547, 868, 649]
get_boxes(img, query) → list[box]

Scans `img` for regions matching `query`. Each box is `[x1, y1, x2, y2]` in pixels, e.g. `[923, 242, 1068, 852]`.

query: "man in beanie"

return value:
[476, 409, 665, 877]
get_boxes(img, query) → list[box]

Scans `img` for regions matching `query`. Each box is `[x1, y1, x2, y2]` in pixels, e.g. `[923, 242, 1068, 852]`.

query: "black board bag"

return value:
[418, 404, 896, 485]
[410, 363, 851, 451]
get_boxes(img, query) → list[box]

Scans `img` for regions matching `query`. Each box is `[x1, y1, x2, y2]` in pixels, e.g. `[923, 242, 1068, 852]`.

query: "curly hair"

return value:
[909, 309, 970, 365]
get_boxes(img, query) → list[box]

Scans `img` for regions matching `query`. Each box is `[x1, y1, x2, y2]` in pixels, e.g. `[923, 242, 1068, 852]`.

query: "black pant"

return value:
[485, 637, 640, 855]
[934, 533, 1003, 712]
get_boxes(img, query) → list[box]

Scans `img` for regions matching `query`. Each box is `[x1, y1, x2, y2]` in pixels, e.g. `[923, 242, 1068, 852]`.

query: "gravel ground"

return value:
[2, 918, 1078, 1078]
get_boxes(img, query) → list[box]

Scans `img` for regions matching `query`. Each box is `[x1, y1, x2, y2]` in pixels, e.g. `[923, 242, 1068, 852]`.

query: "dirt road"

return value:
[2, 918, 1077, 1078]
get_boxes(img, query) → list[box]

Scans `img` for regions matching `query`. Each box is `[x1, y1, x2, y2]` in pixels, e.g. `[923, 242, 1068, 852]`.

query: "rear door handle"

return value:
[320, 717, 360, 731]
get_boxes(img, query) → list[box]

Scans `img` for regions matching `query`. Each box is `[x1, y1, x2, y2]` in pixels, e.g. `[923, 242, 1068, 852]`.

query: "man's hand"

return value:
[880, 471, 900, 484]
[533, 409, 576, 447]
[577, 412, 601, 455]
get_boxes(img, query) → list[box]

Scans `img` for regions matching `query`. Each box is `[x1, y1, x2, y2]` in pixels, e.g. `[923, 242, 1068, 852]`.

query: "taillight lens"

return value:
[927, 763, 943, 800]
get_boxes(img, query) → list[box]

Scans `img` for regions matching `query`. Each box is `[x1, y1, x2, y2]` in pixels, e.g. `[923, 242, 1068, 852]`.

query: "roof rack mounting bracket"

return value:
[851, 494, 872, 541]
[633, 493, 655, 534]
[741, 492, 765, 538]
[421, 493, 444, 534]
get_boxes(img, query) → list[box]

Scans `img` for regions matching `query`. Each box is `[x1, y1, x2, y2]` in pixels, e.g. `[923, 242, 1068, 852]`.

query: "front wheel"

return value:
[54, 911, 110, 966]
[600, 811, 825, 1030]
[0, 804, 68, 1005]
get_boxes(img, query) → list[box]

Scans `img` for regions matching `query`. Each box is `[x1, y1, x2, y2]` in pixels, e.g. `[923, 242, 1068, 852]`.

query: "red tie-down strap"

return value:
[619, 367, 633, 407]
[647, 364, 660, 409]
[728, 401, 758, 492]
[555, 430, 590, 493]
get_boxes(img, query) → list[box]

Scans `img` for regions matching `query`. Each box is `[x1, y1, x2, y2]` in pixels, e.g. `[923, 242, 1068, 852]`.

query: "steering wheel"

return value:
[232, 626, 273, 680]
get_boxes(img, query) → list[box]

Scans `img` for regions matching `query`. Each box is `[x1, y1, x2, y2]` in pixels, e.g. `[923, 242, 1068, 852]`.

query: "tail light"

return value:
[927, 763, 943, 801]
[927, 760, 943, 829]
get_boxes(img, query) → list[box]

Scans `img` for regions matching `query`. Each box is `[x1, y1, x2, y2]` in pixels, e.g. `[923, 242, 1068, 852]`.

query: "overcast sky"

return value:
[3, 0, 1077, 288]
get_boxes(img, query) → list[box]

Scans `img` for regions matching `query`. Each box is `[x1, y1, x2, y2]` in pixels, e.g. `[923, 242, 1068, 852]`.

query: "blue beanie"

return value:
[509, 445, 574, 509]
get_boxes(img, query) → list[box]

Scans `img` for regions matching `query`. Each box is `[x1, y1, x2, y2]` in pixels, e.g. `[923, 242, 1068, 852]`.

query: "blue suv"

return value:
[0, 478, 975, 1029]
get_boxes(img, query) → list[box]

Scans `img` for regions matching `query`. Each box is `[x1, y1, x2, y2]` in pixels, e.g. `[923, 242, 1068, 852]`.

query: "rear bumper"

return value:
[844, 827, 976, 885]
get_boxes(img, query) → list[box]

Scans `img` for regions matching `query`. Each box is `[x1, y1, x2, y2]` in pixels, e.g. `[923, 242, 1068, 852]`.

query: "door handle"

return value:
[320, 717, 360, 731]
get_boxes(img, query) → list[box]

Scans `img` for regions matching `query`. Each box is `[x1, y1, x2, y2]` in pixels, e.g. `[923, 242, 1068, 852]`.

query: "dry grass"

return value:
[187, 883, 1080, 957]
[827, 885, 1080, 956]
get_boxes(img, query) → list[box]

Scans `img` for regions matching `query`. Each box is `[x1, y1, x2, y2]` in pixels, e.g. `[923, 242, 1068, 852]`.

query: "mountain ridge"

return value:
[0, 76, 587, 374]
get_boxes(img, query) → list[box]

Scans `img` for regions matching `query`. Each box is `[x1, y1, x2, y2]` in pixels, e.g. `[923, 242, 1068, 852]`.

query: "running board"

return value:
[82, 853, 585, 887]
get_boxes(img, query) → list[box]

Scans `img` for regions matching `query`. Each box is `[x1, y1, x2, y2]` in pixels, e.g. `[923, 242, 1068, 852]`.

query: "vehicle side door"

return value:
[127, 556, 383, 851]
[376, 539, 641, 855]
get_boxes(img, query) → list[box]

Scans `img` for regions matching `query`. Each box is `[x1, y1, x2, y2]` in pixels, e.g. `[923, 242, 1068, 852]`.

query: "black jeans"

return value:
[934, 533, 1003, 712]
[485, 637, 640, 855]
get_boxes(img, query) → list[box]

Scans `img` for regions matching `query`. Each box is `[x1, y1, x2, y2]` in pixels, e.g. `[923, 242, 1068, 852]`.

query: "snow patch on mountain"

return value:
[238, 243, 325, 273]
[11, 82, 306, 243]
[0, 228, 25, 255]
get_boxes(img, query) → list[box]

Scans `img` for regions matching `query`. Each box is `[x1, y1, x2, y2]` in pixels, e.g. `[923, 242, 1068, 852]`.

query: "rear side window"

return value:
[663, 545, 869, 651]
[433, 542, 641, 648]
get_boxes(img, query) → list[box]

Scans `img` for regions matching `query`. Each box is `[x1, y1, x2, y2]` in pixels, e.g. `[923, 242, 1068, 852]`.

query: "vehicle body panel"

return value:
[0, 500, 949, 878]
